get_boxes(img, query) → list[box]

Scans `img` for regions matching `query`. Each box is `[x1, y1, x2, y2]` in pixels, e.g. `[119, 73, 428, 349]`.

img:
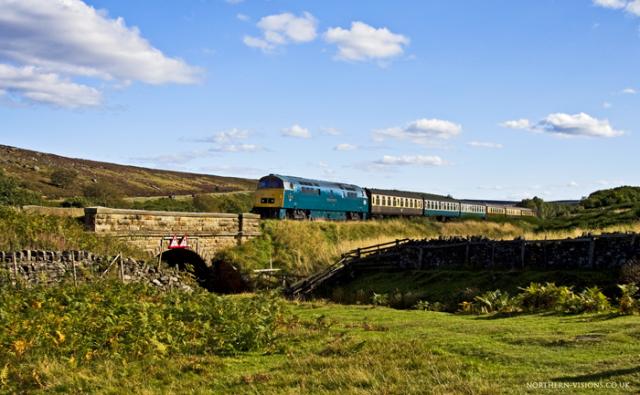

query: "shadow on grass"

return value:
[553, 366, 640, 382]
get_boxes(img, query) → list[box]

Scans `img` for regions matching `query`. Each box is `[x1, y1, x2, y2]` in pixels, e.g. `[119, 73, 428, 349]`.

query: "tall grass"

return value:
[0, 206, 142, 257]
[218, 218, 542, 276]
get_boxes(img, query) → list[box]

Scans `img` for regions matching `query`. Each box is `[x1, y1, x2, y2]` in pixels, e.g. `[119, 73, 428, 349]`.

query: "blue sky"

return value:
[1, 0, 639, 201]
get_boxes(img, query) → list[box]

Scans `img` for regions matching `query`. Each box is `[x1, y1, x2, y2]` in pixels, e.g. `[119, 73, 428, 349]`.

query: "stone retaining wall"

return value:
[1, 250, 194, 291]
[354, 233, 640, 271]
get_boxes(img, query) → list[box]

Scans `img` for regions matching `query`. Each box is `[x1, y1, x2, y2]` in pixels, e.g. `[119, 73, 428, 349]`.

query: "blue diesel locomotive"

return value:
[253, 174, 369, 220]
[253, 174, 535, 220]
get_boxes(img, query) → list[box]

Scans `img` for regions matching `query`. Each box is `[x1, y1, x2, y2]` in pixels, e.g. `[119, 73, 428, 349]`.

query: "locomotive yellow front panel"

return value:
[254, 188, 284, 208]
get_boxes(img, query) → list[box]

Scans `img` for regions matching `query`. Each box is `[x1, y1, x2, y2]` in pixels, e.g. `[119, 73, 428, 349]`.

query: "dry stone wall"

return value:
[0, 250, 194, 291]
[84, 207, 261, 262]
[350, 233, 640, 272]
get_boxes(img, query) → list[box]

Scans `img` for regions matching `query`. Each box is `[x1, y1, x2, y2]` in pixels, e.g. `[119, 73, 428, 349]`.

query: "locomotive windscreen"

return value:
[258, 176, 283, 189]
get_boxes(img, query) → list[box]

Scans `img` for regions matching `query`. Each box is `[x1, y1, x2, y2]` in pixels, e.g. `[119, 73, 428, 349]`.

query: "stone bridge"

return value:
[84, 207, 261, 264]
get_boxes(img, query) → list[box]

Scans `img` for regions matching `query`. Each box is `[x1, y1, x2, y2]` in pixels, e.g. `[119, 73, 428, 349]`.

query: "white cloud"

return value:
[593, 0, 640, 16]
[236, 13, 250, 22]
[374, 155, 445, 167]
[373, 118, 462, 145]
[0, 0, 201, 107]
[226, 0, 244, 4]
[282, 124, 311, 138]
[501, 113, 623, 138]
[334, 143, 357, 151]
[210, 128, 249, 143]
[0, 0, 201, 84]
[324, 22, 409, 62]
[628, 0, 640, 15]
[210, 144, 261, 153]
[603, 101, 613, 109]
[244, 12, 317, 52]
[0, 64, 101, 107]
[500, 119, 531, 130]
[567, 181, 580, 187]
[593, 0, 627, 9]
[622, 87, 637, 94]
[468, 141, 504, 149]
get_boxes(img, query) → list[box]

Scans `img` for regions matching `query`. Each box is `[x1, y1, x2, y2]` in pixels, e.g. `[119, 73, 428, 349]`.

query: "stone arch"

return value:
[158, 249, 249, 293]
[158, 249, 211, 288]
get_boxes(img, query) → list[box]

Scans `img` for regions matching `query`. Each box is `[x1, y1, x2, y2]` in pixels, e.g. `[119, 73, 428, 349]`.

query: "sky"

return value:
[1, 0, 639, 201]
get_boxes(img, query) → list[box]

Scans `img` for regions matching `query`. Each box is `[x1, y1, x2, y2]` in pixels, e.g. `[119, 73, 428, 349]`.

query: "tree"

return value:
[0, 170, 41, 206]
[50, 168, 78, 189]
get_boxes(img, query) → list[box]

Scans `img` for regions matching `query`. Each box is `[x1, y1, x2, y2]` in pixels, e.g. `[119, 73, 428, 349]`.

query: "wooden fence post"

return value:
[119, 253, 125, 283]
[12, 252, 18, 288]
[72, 252, 77, 288]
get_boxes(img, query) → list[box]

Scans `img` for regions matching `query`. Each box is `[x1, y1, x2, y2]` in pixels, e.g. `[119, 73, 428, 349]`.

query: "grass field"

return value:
[5, 290, 639, 394]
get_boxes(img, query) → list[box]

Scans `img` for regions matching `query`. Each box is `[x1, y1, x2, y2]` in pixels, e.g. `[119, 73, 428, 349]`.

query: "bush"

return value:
[617, 284, 639, 315]
[50, 168, 78, 189]
[193, 193, 254, 213]
[83, 182, 126, 208]
[619, 260, 640, 285]
[61, 196, 90, 208]
[371, 293, 389, 306]
[516, 283, 575, 312]
[0, 170, 41, 206]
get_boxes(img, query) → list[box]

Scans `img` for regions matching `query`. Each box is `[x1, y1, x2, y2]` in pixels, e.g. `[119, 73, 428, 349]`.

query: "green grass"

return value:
[3, 286, 639, 394]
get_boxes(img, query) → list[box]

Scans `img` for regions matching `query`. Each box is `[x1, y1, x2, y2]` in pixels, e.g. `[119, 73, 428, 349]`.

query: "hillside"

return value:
[0, 145, 257, 198]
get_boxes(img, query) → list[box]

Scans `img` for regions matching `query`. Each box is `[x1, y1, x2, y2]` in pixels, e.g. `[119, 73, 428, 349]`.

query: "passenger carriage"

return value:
[366, 189, 423, 218]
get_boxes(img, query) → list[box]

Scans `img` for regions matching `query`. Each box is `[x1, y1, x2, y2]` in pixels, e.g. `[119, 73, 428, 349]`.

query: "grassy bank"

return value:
[0, 206, 142, 257]
[217, 218, 640, 277]
[3, 285, 639, 394]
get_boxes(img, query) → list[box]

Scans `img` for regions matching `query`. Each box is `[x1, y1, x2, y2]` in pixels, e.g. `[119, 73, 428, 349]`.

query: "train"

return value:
[252, 174, 536, 220]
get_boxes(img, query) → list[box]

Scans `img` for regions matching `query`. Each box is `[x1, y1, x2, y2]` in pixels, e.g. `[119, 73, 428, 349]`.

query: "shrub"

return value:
[619, 259, 640, 285]
[50, 168, 78, 189]
[516, 283, 575, 312]
[574, 286, 610, 313]
[83, 182, 126, 208]
[0, 170, 41, 206]
[617, 283, 639, 315]
[193, 193, 254, 213]
[61, 196, 90, 208]
[473, 290, 515, 314]
[371, 293, 389, 306]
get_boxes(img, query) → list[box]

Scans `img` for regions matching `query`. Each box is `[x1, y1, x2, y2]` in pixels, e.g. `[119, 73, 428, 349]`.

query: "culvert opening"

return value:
[158, 249, 249, 293]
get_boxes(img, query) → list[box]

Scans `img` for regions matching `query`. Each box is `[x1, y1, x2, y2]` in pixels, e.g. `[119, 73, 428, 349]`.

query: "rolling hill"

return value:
[0, 145, 257, 199]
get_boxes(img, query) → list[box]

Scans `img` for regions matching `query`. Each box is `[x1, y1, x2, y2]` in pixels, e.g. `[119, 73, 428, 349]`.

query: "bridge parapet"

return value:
[84, 207, 260, 262]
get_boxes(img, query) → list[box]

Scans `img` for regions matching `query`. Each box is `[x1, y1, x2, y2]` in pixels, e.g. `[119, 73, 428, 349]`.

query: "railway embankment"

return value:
[289, 233, 640, 309]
